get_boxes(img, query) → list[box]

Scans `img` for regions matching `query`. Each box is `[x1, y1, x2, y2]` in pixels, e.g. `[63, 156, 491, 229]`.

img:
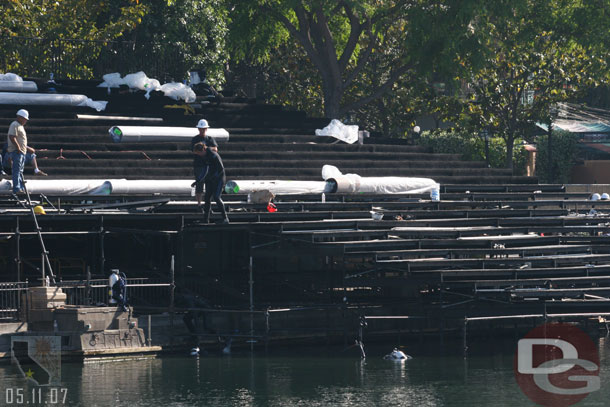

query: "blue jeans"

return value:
[10, 151, 25, 193]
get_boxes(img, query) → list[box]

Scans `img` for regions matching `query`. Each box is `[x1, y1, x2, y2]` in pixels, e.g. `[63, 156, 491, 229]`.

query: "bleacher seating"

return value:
[0, 80, 534, 183]
[2, 81, 610, 323]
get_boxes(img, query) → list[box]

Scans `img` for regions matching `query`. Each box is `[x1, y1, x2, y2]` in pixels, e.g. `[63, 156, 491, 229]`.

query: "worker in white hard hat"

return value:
[6, 109, 30, 194]
[5, 109, 48, 194]
[4, 109, 47, 178]
[191, 119, 218, 206]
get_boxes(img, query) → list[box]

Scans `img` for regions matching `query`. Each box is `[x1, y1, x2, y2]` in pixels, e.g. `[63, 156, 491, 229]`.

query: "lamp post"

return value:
[412, 125, 421, 144]
[548, 106, 557, 182]
[480, 129, 490, 167]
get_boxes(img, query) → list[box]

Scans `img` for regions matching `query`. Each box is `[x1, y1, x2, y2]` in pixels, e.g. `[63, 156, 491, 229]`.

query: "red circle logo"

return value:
[514, 323, 600, 406]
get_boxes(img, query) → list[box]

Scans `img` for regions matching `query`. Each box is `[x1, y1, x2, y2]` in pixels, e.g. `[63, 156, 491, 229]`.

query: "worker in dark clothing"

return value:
[191, 119, 218, 206]
[192, 142, 229, 224]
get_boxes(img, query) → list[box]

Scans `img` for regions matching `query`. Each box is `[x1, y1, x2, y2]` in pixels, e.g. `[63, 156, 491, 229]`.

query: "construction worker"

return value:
[192, 142, 229, 224]
[6, 109, 47, 194]
[191, 119, 217, 206]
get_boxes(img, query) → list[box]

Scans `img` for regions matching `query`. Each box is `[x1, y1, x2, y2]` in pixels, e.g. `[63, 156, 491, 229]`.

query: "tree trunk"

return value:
[323, 81, 343, 119]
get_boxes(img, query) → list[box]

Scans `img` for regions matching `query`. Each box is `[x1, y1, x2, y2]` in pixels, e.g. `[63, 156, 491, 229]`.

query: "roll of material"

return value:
[225, 180, 334, 195]
[327, 176, 360, 193]
[0, 179, 193, 195]
[0, 179, 114, 195]
[0, 81, 37, 92]
[0, 92, 107, 111]
[109, 126, 230, 143]
[322, 164, 439, 194]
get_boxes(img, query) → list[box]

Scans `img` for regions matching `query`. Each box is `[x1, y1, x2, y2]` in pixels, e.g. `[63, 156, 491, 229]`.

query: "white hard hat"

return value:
[16, 109, 29, 120]
[591, 193, 601, 201]
[196, 119, 209, 128]
[602, 193, 610, 200]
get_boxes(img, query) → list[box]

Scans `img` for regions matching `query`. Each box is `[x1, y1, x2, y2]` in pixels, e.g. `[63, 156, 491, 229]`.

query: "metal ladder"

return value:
[12, 180, 56, 286]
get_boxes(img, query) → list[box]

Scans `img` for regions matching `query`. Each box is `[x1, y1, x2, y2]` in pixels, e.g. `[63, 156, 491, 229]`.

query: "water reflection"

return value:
[0, 338, 608, 406]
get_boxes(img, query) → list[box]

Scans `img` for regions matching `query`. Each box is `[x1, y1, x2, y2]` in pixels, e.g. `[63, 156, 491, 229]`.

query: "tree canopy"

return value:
[448, 0, 610, 168]
[3, 0, 610, 174]
[227, 0, 479, 119]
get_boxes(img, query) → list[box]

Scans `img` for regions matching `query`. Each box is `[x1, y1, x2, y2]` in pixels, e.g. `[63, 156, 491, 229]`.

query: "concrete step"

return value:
[35, 151, 485, 167]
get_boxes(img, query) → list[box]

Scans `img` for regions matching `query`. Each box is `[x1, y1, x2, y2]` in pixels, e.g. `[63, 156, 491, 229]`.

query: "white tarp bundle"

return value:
[97, 72, 126, 88]
[98, 71, 196, 103]
[123, 71, 161, 100]
[315, 119, 359, 144]
[321, 165, 439, 195]
[224, 180, 333, 195]
[0, 73, 37, 92]
[0, 179, 193, 195]
[109, 126, 230, 143]
[0, 92, 107, 111]
[159, 82, 196, 103]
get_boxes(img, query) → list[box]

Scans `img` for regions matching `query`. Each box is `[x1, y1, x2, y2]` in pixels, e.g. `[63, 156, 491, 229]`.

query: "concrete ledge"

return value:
[80, 346, 161, 356]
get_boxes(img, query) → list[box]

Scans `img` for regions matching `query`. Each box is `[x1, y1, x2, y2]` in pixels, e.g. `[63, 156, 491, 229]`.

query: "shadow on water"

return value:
[0, 337, 609, 406]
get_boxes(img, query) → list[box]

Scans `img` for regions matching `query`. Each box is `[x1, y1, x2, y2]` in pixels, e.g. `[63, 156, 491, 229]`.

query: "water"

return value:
[1, 337, 610, 406]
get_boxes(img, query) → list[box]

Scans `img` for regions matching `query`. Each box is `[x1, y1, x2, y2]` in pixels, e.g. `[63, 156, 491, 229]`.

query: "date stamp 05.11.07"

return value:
[5, 387, 69, 405]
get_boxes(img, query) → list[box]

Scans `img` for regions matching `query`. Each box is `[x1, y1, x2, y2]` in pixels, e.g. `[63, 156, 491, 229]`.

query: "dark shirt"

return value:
[191, 134, 217, 167]
[197, 149, 225, 184]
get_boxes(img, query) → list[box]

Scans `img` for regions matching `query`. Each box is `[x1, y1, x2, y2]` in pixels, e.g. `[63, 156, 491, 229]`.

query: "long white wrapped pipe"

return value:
[0, 81, 37, 92]
[0, 92, 107, 111]
[78, 114, 163, 122]
[106, 180, 192, 194]
[322, 165, 439, 194]
[0, 179, 113, 195]
[224, 180, 333, 195]
[109, 126, 229, 143]
[0, 179, 193, 195]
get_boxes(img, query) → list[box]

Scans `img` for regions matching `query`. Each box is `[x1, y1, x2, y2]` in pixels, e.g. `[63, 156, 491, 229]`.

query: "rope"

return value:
[163, 104, 196, 115]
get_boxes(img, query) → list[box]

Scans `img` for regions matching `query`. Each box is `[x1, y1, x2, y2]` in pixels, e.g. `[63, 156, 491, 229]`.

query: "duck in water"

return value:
[383, 348, 411, 361]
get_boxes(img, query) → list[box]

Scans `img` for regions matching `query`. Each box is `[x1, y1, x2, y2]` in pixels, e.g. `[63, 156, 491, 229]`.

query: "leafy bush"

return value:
[419, 129, 527, 174]
[535, 130, 578, 183]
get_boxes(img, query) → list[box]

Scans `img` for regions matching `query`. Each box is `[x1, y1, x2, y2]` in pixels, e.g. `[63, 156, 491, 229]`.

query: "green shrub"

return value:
[419, 129, 527, 175]
[535, 130, 578, 183]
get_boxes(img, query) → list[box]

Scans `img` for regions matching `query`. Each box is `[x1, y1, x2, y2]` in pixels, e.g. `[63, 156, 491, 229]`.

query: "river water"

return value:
[1, 337, 609, 406]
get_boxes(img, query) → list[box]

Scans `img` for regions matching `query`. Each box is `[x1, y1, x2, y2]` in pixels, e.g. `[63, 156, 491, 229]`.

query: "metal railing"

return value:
[57, 278, 171, 308]
[0, 282, 29, 321]
[0, 36, 187, 81]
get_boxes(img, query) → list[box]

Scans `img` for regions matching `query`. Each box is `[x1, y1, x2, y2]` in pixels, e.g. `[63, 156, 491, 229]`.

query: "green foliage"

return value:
[0, 0, 228, 82]
[227, 0, 479, 118]
[0, 0, 147, 78]
[450, 0, 609, 168]
[420, 129, 527, 175]
[535, 130, 579, 183]
[0, 0, 147, 40]
[132, 0, 228, 84]
[227, 44, 325, 115]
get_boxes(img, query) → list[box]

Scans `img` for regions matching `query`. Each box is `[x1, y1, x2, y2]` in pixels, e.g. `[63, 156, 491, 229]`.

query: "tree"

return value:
[0, 0, 146, 39]
[0, 0, 147, 77]
[228, 0, 478, 119]
[455, 0, 609, 169]
[132, 0, 228, 84]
